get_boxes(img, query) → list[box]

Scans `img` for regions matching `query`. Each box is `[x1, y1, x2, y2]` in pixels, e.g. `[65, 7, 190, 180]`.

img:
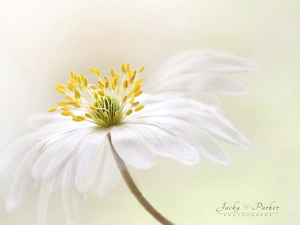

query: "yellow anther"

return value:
[127, 70, 132, 77]
[66, 83, 73, 92]
[129, 74, 136, 84]
[77, 116, 85, 120]
[121, 63, 126, 73]
[98, 90, 105, 96]
[90, 105, 98, 110]
[132, 70, 136, 77]
[98, 80, 105, 89]
[98, 99, 103, 105]
[85, 113, 93, 118]
[48, 108, 58, 112]
[115, 110, 120, 116]
[103, 112, 108, 117]
[113, 78, 118, 86]
[134, 105, 144, 112]
[65, 95, 75, 101]
[138, 66, 145, 73]
[69, 82, 76, 89]
[105, 81, 110, 89]
[57, 102, 68, 106]
[84, 77, 88, 87]
[74, 90, 81, 99]
[60, 107, 70, 111]
[90, 68, 101, 77]
[56, 89, 66, 95]
[76, 75, 82, 84]
[70, 70, 76, 79]
[56, 84, 65, 89]
[61, 111, 73, 116]
[80, 74, 85, 80]
[122, 95, 127, 103]
[90, 85, 97, 90]
[123, 80, 128, 89]
[133, 84, 141, 93]
[111, 83, 116, 91]
[72, 117, 83, 122]
[131, 102, 139, 106]
[110, 69, 115, 77]
[134, 90, 143, 97]
[94, 92, 99, 100]
[97, 119, 105, 125]
[135, 78, 144, 85]
[126, 109, 132, 116]
[104, 76, 110, 82]
[126, 63, 131, 72]
[73, 104, 81, 108]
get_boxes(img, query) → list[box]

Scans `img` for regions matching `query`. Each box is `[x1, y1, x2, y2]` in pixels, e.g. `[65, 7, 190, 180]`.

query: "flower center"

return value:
[48, 63, 145, 127]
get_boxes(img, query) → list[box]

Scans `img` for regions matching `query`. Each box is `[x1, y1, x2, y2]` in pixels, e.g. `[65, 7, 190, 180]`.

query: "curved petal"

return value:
[31, 127, 96, 181]
[62, 157, 84, 225]
[143, 50, 259, 96]
[92, 137, 121, 196]
[120, 124, 200, 166]
[74, 129, 108, 193]
[110, 126, 156, 169]
[131, 98, 249, 148]
[128, 117, 229, 165]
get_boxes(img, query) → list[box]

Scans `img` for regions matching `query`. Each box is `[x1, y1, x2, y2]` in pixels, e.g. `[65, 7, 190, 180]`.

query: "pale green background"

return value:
[0, 0, 299, 225]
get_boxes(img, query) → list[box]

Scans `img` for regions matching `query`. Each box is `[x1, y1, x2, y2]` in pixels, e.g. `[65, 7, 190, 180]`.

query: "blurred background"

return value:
[0, 0, 299, 224]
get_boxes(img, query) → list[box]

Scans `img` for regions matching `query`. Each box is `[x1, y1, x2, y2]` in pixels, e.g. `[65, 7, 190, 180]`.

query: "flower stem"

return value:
[108, 133, 175, 225]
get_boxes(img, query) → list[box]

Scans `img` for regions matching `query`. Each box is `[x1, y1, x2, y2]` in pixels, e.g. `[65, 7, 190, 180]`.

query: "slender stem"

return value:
[107, 133, 176, 225]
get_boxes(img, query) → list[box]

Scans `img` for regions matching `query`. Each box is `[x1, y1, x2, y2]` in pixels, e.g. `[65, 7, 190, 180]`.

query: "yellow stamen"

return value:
[57, 102, 68, 106]
[61, 111, 73, 116]
[74, 90, 81, 99]
[90, 106, 98, 110]
[90, 68, 101, 77]
[85, 113, 93, 118]
[134, 105, 144, 112]
[126, 109, 132, 116]
[138, 66, 145, 73]
[131, 102, 139, 106]
[48, 108, 57, 112]
[122, 95, 127, 103]
[51, 63, 146, 127]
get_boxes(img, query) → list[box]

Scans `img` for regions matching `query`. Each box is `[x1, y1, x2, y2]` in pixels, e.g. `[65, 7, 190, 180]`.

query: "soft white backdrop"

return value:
[0, 0, 299, 224]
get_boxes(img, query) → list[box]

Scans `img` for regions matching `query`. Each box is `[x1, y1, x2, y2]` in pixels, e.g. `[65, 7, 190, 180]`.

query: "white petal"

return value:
[75, 129, 108, 193]
[32, 127, 96, 181]
[143, 50, 259, 96]
[127, 117, 228, 165]
[62, 158, 84, 225]
[151, 72, 249, 96]
[110, 126, 156, 169]
[92, 137, 121, 196]
[122, 124, 200, 165]
[5, 140, 42, 213]
[132, 99, 249, 148]
[38, 181, 52, 225]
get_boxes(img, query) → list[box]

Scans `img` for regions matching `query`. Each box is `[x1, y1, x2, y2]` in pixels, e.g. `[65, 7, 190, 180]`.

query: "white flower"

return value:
[0, 50, 258, 225]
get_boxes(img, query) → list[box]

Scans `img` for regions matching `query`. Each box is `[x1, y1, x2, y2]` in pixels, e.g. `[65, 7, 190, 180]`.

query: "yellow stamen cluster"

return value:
[49, 63, 145, 127]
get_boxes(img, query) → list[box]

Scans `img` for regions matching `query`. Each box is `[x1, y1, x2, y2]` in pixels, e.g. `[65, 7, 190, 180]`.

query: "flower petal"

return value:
[110, 126, 156, 169]
[92, 137, 121, 196]
[38, 181, 52, 225]
[143, 50, 259, 96]
[127, 114, 229, 165]
[74, 129, 108, 193]
[62, 157, 84, 225]
[120, 124, 200, 166]
[132, 99, 249, 148]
